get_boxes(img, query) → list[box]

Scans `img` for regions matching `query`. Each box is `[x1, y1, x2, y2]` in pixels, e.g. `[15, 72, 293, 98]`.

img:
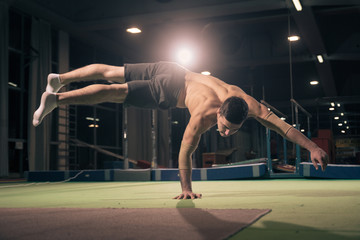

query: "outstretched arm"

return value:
[247, 97, 328, 171]
[285, 127, 328, 171]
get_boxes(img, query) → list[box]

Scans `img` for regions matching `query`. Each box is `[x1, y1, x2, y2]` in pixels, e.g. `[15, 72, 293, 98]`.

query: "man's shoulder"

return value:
[188, 109, 217, 133]
[228, 85, 246, 96]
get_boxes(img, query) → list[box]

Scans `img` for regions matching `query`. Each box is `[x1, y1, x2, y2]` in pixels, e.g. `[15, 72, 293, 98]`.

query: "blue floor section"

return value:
[25, 162, 360, 182]
[300, 162, 360, 179]
[26, 169, 151, 182]
[152, 163, 267, 181]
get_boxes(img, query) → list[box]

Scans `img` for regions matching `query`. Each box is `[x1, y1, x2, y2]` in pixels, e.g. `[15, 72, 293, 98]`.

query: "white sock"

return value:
[46, 73, 64, 93]
[33, 92, 58, 127]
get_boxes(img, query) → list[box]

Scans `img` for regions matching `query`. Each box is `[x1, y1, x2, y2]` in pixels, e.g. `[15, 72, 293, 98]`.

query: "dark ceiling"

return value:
[7, 0, 360, 137]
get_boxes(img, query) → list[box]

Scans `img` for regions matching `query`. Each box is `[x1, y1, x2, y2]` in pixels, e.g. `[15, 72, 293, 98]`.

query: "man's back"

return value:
[182, 72, 257, 117]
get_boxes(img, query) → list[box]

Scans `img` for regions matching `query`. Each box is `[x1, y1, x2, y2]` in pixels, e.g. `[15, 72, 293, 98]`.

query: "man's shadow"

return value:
[175, 200, 248, 239]
[175, 200, 358, 240]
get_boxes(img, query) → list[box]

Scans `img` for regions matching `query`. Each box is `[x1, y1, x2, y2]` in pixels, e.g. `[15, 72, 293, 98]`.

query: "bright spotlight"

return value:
[176, 47, 194, 65]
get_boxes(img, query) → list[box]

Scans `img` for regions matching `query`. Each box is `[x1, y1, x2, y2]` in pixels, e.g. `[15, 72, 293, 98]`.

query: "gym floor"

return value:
[0, 179, 359, 240]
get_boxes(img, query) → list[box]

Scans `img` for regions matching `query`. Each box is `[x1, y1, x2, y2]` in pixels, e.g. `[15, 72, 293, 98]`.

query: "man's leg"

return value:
[33, 83, 127, 127]
[57, 84, 128, 105]
[47, 64, 125, 93]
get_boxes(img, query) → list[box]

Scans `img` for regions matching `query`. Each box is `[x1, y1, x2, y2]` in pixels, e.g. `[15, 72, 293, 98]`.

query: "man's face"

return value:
[216, 111, 243, 137]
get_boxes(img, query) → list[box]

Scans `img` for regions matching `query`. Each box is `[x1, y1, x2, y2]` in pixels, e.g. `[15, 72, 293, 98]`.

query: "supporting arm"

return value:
[173, 115, 206, 199]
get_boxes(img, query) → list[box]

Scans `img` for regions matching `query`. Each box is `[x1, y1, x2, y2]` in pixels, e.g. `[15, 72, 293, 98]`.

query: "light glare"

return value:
[201, 71, 211, 76]
[310, 80, 319, 85]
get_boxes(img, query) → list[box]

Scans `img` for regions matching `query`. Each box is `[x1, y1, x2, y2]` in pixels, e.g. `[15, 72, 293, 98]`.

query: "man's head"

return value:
[217, 96, 249, 137]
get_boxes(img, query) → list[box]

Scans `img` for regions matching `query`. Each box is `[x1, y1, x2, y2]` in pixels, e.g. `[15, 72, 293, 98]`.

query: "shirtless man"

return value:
[33, 62, 328, 199]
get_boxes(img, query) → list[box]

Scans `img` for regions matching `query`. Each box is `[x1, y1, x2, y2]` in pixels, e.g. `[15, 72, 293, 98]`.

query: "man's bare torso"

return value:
[174, 71, 265, 140]
[177, 71, 258, 126]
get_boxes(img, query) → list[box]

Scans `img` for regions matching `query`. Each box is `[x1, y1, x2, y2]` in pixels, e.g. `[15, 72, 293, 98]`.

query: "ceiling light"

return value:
[292, 0, 303, 11]
[86, 117, 100, 121]
[334, 116, 339, 120]
[346, 126, 349, 129]
[288, 35, 300, 42]
[337, 103, 341, 107]
[338, 123, 343, 126]
[344, 121, 347, 124]
[126, 27, 142, 34]
[329, 107, 335, 111]
[310, 80, 319, 85]
[301, 129, 305, 132]
[201, 71, 211, 76]
[341, 130, 346, 134]
[317, 55, 324, 63]
[331, 102, 335, 107]
[8, 82, 18, 87]
[341, 113, 344, 116]
[280, 117, 286, 121]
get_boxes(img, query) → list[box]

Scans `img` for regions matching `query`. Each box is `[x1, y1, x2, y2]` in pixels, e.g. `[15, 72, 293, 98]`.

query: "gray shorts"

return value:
[124, 62, 187, 110]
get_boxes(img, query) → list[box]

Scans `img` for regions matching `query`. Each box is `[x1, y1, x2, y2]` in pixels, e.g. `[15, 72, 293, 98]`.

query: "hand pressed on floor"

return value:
[173, 191, 202, 200]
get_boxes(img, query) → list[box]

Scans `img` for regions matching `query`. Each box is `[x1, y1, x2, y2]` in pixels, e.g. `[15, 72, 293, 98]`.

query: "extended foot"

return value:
[46, 73, 64, 93]
[33, 92, 58, 127]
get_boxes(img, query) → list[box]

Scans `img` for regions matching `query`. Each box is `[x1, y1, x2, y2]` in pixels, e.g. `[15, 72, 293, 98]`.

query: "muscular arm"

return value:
[247, 96, 328, 171]
[173, 114, 210, 199]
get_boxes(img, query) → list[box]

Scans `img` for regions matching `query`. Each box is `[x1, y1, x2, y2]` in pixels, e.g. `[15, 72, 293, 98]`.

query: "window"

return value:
[8, 8, 31, 175]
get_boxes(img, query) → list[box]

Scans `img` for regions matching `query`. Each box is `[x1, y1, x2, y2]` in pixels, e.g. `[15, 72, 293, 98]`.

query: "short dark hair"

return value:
[219, 96, 249, 124]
